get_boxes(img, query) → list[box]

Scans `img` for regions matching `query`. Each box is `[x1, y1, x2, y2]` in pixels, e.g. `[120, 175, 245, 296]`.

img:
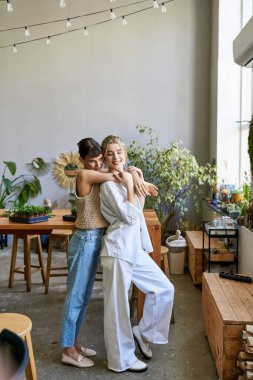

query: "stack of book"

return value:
[237, 325, 253, 379]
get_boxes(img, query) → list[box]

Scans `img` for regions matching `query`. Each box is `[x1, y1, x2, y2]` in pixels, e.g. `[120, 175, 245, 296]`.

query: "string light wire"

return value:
[0, 0, 173, 51]
[0, 0, 157, 33]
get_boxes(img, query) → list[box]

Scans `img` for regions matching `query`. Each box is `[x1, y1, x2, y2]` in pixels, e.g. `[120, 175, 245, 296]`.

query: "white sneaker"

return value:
[61, 353, 94, 368]
[79, 346, 96, 357]
[127, 358, 148, 372]
[133, 325, 152, 359]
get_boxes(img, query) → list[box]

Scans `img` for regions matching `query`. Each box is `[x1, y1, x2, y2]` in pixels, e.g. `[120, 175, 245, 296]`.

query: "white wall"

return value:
[239, 227, 253, 276]
[0, 0, 212, 207]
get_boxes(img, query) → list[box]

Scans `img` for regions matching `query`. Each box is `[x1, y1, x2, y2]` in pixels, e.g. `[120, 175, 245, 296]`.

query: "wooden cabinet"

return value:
[185, 231, 229, 285]
[202, 273, 253, 380]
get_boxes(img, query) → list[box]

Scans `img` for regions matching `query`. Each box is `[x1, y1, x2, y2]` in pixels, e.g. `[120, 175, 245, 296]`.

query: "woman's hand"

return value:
[113, 171, 136, 206]
[131, 172, 158, 197]
[128, 166, 144, 180]
[143, 181, 158, 197]
[127, 166, 158, 197]
[113, 171, 134, 188]
[131, 172, 151, 197]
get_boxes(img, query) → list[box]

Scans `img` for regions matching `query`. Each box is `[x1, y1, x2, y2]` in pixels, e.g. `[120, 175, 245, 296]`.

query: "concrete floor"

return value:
[0, 244, 219, 380]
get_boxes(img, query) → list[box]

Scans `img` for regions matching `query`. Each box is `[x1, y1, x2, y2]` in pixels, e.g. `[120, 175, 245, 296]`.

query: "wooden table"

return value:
[0, 209, 74, 235]
[0, 208, 161, 319]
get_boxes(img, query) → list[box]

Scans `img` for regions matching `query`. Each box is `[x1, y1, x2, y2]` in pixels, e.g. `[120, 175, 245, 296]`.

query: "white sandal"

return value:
[61, 353, 94, 368]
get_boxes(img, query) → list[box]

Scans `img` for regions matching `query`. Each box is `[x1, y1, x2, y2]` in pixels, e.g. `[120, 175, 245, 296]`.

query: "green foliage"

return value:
[0, 161, 42, 208]
[242, 171, 251, 205]
[230, 190, 243, 194]
[127, 126, 216, 238]
[8, 204, 51, 217]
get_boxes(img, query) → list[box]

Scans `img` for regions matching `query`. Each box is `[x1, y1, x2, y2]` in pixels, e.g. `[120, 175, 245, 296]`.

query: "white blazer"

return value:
[100, 181, 153, 264]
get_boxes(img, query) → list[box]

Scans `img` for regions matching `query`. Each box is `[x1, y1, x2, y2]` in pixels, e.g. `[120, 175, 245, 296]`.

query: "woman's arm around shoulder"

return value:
[77, 169, 116, 197]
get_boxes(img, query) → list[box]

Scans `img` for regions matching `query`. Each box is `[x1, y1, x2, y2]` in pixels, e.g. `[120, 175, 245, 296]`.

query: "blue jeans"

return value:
[60, 228, 105, 348]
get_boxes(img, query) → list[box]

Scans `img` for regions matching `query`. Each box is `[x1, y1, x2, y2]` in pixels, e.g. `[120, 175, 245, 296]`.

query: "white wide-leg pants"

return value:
[101, 252, 174, 372]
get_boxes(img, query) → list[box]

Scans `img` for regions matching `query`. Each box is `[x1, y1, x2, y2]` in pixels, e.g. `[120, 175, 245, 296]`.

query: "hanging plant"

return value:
[52, 152, 83, 190]
[26, 157, 51, 176]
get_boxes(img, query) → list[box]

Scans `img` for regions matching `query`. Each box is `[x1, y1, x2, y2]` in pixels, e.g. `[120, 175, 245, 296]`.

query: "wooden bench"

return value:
[202, 273, 253, 380]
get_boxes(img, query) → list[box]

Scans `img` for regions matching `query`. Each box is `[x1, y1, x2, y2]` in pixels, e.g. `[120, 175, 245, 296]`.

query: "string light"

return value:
[13, 44, 17, 53]
[110, 9, 116, 19]
[110, 0, 116, 2]
[25, 26, 31, 37]
[66, 18, 72, 28]
[7, 0, 13, 12]
[0, 0, 161, 34]
[121, 16, 127, 26]
[0, 0, 174, 52]
[83, 26, 88, 36]
[161, 3, 167, 12]
[60, 0, 66, 8]
[153, 0, 159, 8]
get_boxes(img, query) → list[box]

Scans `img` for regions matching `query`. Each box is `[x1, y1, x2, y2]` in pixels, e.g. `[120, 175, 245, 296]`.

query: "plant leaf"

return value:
[2, 177, 13, 195]
[4, 161, 16, 176]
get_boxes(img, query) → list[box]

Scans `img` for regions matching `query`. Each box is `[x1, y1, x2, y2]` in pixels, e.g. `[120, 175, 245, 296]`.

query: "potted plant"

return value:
[127, 126, 216, 241]
[0, 161, 42, 208]
[8, 204, 51, 223]
[230, 190, 244, 203]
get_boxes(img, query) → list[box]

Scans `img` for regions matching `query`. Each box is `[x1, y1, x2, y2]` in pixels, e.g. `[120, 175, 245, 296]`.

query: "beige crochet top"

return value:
[75, 184, 109, 229]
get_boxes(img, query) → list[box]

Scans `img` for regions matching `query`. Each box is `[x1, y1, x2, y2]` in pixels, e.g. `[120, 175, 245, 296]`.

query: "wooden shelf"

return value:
[204, 251, 235, 262]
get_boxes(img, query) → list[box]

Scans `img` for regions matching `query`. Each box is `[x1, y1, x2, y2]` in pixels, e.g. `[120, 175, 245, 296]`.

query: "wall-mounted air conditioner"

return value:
[233, 16, 253, 67]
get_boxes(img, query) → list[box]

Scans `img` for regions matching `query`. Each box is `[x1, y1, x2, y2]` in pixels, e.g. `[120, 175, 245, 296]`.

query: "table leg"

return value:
[25, 236, 32, 292]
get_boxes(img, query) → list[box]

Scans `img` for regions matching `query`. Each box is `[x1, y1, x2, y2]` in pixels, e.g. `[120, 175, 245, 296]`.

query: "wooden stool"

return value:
[130, 246, 175, 323]
[9, 234, 45, 292]
[0, 312, 37, 380]
[45, 229, 72, 294]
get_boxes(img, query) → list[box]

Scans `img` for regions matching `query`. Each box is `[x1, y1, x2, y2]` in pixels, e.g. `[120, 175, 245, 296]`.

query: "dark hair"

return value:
[77, 138, 102, 159]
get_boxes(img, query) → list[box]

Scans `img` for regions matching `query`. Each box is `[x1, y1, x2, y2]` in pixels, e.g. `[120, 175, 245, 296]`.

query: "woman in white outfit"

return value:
[100, 135, 174, 373]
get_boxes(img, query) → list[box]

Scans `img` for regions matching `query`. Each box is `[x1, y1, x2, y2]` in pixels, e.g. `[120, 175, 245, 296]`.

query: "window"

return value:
[216, 0, 252, 188]
[239, 0, 253, 185]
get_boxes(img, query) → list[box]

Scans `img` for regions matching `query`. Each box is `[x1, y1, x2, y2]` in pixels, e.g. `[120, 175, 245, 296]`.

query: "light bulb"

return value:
[60, 0, 66, 8]
[110, 0, 116, 2]
[153, 0, 159, 9]
[66, 18, 72, 28]
[122, 16, 127, 26]
[7, 0, 13, 12]
[13, 44, 17, 53]
[84, 27, 88, 36]
[161, 3, 167, 13]
[25, 26, 30, 37]
[110, 9, 116, 20]
[46, 36, 51, 44]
